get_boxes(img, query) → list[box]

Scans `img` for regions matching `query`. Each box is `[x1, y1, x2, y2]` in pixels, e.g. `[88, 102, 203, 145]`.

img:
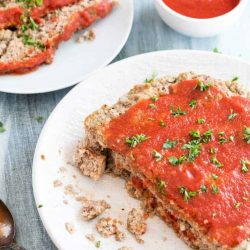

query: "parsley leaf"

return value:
[195, 81, 212, 92]
[228, 109, 238, 120]
[153, 150, 163, 162]
[125, 134, 148, 148]
[189, 100, 197, 109]
[170, 106, 187, 116]
[163, 139, 177, 149]
[179, 187, 197, 202]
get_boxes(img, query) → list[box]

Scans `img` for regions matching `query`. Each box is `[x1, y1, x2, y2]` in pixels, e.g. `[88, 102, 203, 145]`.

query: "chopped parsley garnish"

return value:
[145, 72, 157, 83]
[211, 183, 219, 194]
[168, 155, 186, 165]
[0, 122, 6, 133]
[35, 116, 44, 123]
[218, 132, 228, 144]
[182, 140, 201, 162]
[179, 187, 197, 202]
[213, 47, 221, 53]
[170, 106, 187, 116]
[153, 150, 163, 162]
[156, 180, 166, 193]
[163, 139, 177, 149]
[232, 76, 239, 82]
[189, 130, 201, 140]
[241, 160, 249, 173]
[202, 129, 213, 143]
[38, 204, 43, 208]
[228, 109, 238, 120]
[211, 173, 219, 180]
[95, 240, 101, 248]
[209, 147, 217, 154]
[195, 81, 211, 92]
[125, 134, 148, 148]
[243, 126, 250, 144]
[152, 95, 159, 102]
[210, 156, 223, 168]
[159, 120, 166, 127]
[149, 103, 156, 109]
[197, 118, 205, 124]
[199, 185, 208, 193]
[235, 202, 241, 209]
[189, 100, 197, 109]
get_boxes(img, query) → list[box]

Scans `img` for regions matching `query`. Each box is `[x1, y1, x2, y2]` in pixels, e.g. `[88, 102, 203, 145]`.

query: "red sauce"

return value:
[104, 80, 250, 247]
[162, 0, 240, 18]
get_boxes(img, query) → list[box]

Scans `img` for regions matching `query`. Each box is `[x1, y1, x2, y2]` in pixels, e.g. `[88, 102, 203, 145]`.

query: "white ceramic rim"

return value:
[32, 49, 250, 250]
[0, 0, 134, 95]
[155, 0, 247, 22]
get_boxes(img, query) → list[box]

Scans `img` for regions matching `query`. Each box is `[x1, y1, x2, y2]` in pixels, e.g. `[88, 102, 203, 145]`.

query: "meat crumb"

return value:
[64, 184, 79, 196]
[53, 180, 62, 188]
[127, 208, 147, 244]
[65, 222, 75, 234]
[118, 247, 133, 250]
[81, 198, 111, 221]
[40, 154, 45, 160]
[96, 217, 125, 241]
[85, 234, 96, 242]
[63, 200, 68, 205]
[77, 29, 96, 43]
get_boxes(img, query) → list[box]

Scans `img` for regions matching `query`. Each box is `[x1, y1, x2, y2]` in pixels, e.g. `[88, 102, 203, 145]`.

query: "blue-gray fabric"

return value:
[0, 1, 249, 249]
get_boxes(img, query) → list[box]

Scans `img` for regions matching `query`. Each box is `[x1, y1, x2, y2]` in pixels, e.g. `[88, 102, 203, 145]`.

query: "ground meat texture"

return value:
[118, 247, 133, 250]
[127, 208, 147, 243]
[96, 217, 124, 241]
[82, 198, 110, 220]
[74, 147, 106, 181]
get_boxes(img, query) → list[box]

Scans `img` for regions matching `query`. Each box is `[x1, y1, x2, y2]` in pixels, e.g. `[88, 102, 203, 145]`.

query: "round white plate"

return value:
[0, 0, 133, 94]
[33, 50, 250, 250]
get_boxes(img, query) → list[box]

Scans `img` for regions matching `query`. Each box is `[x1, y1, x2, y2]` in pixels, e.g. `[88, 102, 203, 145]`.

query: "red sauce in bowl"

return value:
[162, 0, 240, 18]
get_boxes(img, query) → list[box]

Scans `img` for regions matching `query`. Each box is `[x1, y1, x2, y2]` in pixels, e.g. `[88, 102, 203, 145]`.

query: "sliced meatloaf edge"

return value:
[0, 0, 116, 74]
[0, 0, 79, 28]
[74, 72, 250, 250]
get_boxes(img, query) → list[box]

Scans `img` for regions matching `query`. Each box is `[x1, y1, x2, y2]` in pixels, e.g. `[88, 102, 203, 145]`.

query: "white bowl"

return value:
[154, 0, 247, 37]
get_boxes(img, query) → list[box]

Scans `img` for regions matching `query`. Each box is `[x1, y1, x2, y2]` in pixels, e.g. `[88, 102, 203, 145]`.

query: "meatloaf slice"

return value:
[75, 72, 250, 250]
[0, 0, 115, 74]
[0, 0, 79, 29]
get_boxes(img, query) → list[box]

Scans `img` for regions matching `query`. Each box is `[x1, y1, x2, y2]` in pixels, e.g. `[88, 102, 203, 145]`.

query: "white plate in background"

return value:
[33, 50, 250, 250]
[0, 0, 133, 94]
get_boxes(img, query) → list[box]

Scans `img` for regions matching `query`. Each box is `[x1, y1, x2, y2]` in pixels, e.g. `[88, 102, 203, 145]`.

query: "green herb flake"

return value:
[0, 121, 6, 133]
[182, 140, 201, 162]
[156, 180, 167, 193]
[232, 76, 239, 82]
[149, 103, 156, 109]
[170, 106, 187, 117]
[195, 81, 212, 92]
[179, 187, 197, 202]
[211, 173, 219, 180]
[209, 147, 217, 154]
[241, 159, 249, 173]
[197, 118, 205, 124]
[213, 48, 221, 53]
[145, 72, 157, 84]
[210, 156, 223, 168]
[228, 109, 238, 120]
[125, 134, 148, 148]
[202, 129, 213, 143]
[189, 130, 201, 140]
[35, 116, 44, 123]
[200, 184, 208, 193]
[153, 150, 163, 162]
[95, 240, 101, 248]
[235, 202, 241, 209]
[38, 204, 43, 208]
[211, 183, 219, 194]
[189, 100, 197, 109]
[159, 120, 166, 127]
[243, 126, 250, 144]
[152, 95, 159, 102]
[163, 139, 177, 149]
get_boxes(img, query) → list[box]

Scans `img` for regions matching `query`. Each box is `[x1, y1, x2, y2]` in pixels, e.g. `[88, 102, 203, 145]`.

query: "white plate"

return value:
[32, 50, 250, 250]
[0, 0, 133, 94]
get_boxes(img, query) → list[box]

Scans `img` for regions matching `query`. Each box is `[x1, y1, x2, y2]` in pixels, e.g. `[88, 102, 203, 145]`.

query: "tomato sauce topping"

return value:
[162, 0, 240, 19]
[104, 80, 250, 247]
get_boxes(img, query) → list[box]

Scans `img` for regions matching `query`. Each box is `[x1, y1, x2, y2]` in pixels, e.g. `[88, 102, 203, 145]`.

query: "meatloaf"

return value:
[0, 0, 78, 29]
[74, 72, 250, 250]
[0, 0, 115, 74]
